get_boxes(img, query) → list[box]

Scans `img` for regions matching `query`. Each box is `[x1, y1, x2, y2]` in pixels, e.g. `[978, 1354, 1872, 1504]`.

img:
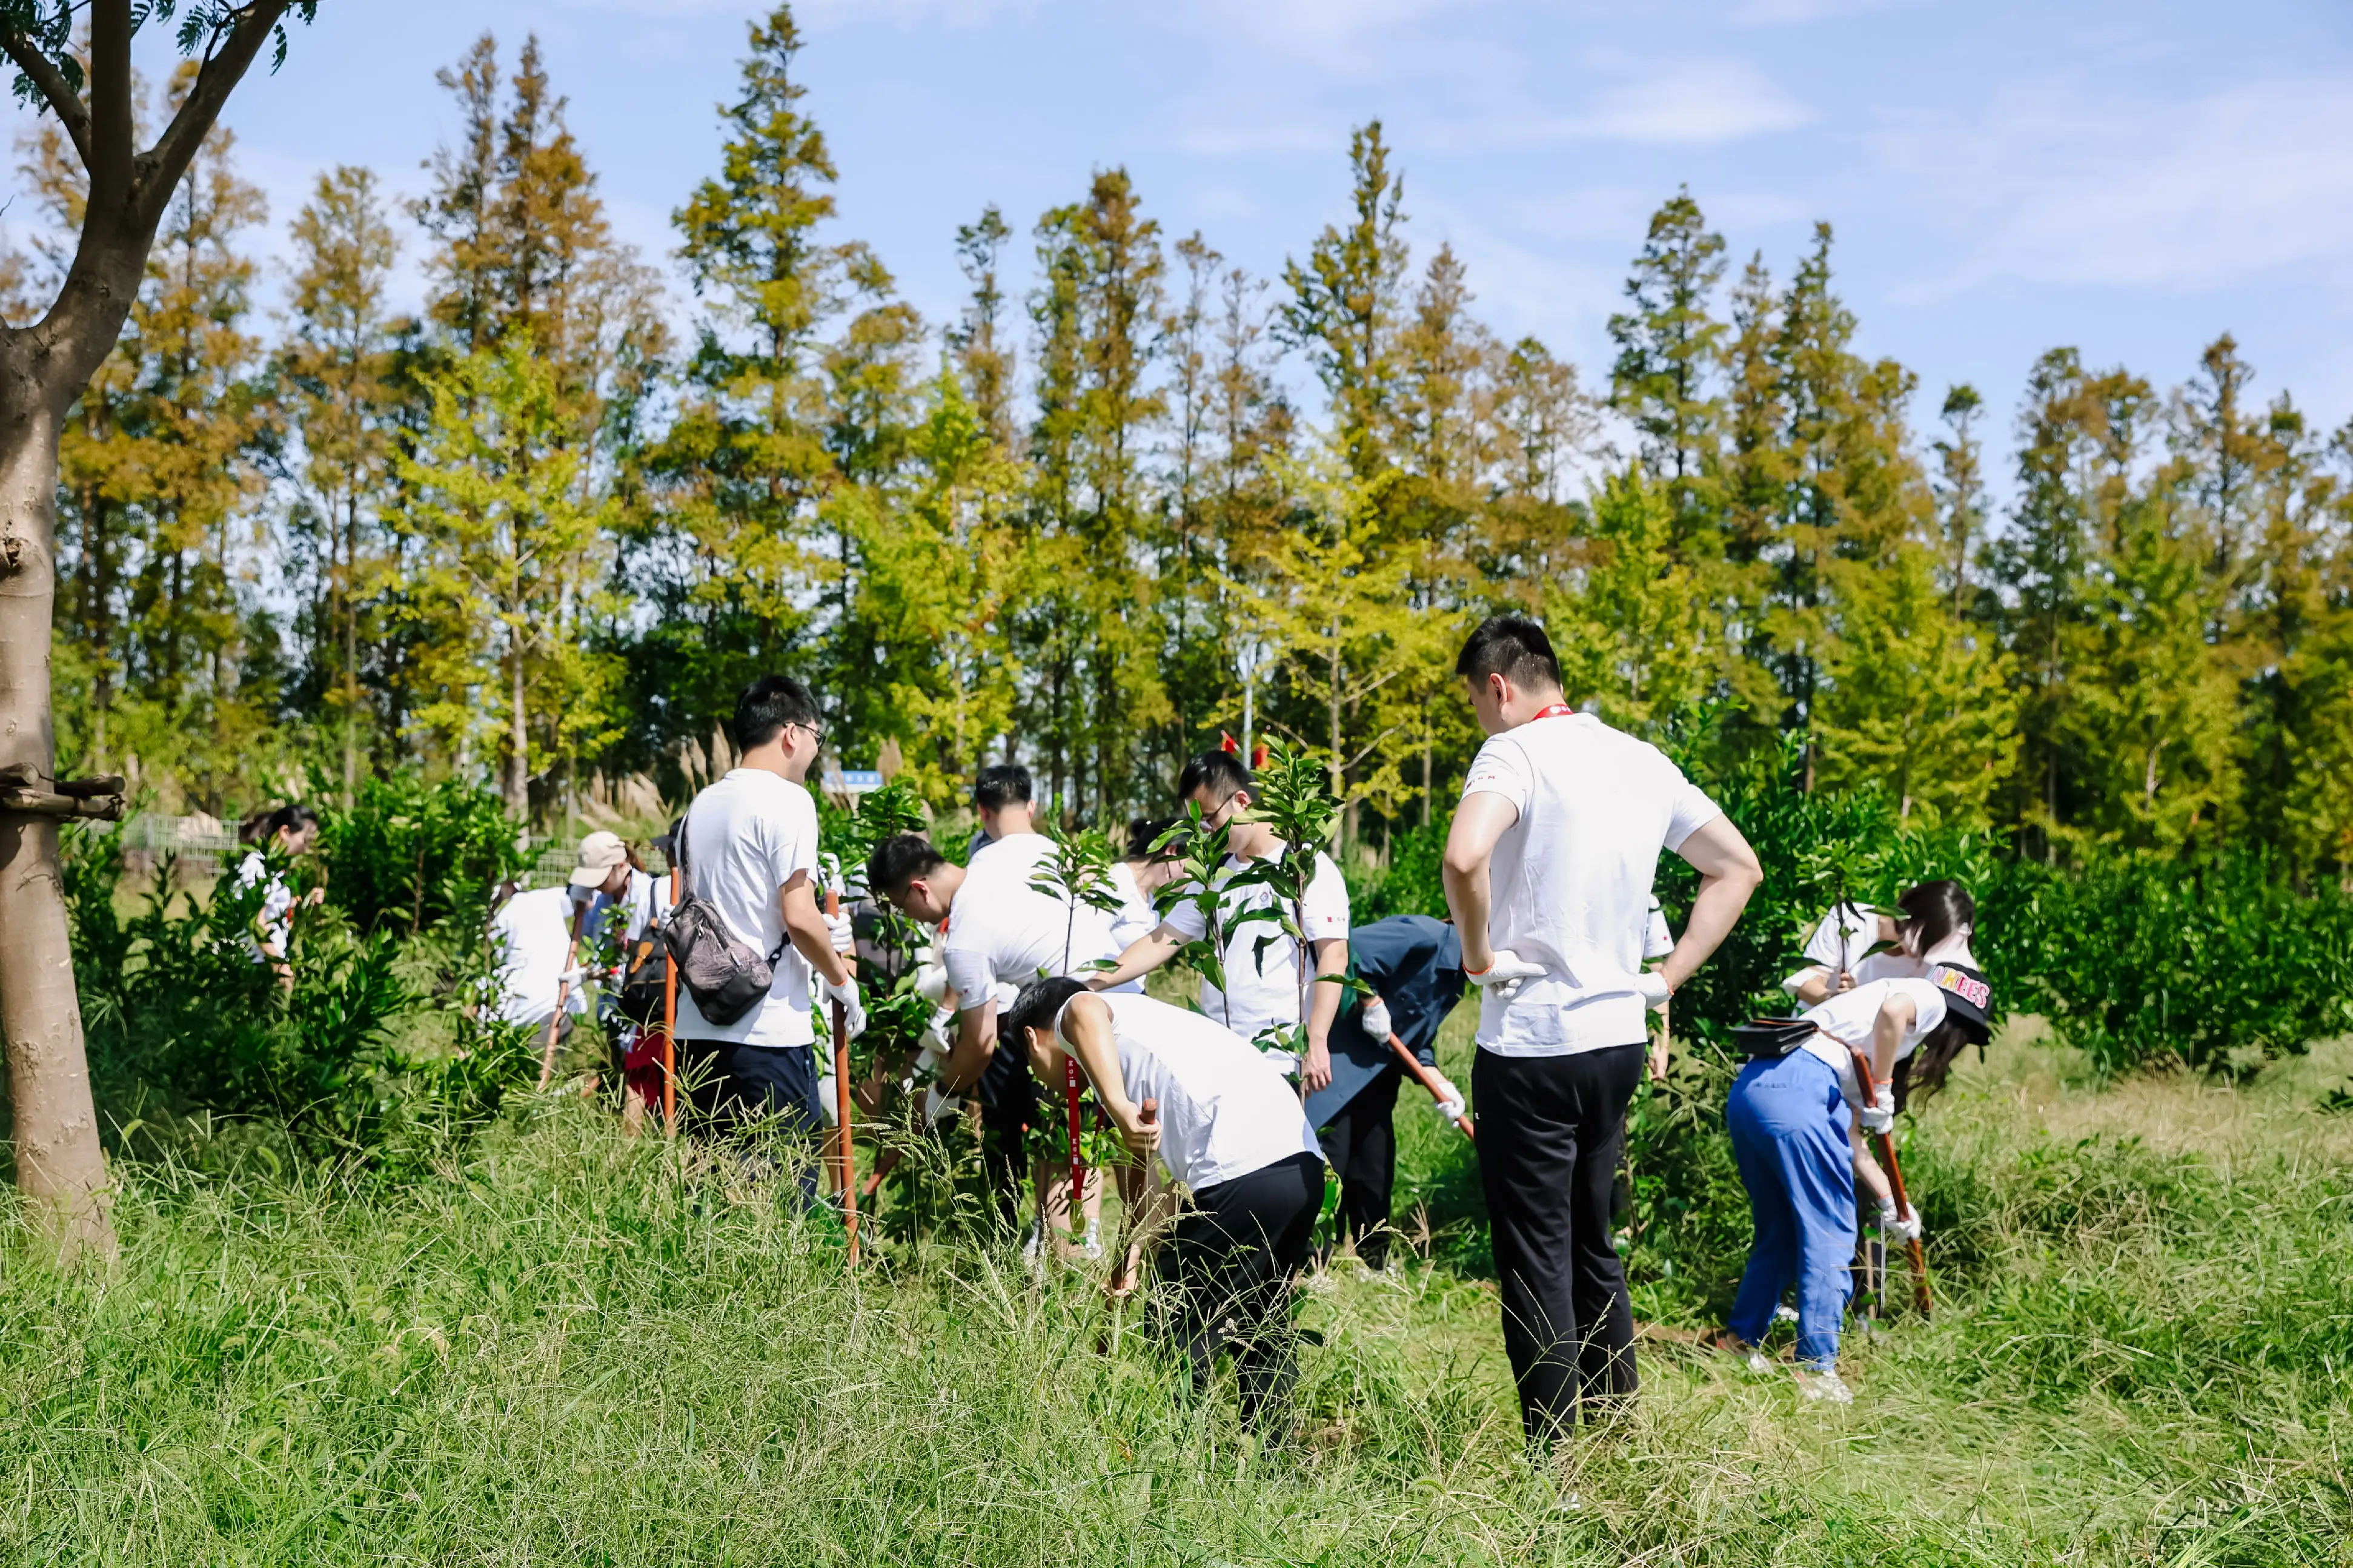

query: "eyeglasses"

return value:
[790, 720, 826, 747]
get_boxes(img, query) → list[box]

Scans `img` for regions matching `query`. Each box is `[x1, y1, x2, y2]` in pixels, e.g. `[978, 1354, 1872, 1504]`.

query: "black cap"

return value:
[1928, 963, 1993, 1035]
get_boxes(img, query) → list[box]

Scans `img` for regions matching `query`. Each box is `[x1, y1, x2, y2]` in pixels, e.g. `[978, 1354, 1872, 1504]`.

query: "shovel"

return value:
[1849, 1047, 1931, 1318]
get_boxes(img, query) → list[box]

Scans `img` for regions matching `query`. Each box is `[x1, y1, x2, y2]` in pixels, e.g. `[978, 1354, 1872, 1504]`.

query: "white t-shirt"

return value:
[674, 769, 823, 1049]
[491, 884, 591, 1027]
[1161, 847, 1350, 1045]
[1797, 976, 1948, 1105]
[1105, 861, 1162, 950]
[1066, 991, 1320, 1191]
[941, 833, 1125, 1011]
[1461, 712, 1721, 1056]
[1781, 904, 1980, 994]
[234, 850, 295, 961]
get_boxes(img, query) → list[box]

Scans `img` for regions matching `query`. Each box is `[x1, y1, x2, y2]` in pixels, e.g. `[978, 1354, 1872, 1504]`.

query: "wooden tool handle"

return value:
[1390, 1033, 1474, 1140]
[825, 884, 858, 1266]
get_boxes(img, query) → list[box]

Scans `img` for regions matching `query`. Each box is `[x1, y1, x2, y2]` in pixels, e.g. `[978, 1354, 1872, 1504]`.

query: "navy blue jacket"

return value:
[1304, 915, 1469, 1127]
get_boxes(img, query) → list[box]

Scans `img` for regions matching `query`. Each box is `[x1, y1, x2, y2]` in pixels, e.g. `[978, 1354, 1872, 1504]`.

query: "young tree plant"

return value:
[1218, 739, 1345, 1057]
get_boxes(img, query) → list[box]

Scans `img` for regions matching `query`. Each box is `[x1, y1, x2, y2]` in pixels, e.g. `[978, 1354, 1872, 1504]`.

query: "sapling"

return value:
[1215, 739, 1347, 1065]
[1149, 801, 1240, 1033]
[1026, 803, 1128, 1249]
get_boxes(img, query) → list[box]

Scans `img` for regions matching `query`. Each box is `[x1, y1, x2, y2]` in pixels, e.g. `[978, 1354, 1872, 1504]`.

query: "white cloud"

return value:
[1426, 59, 1813, 148]
[1880, 73, 2353, 297]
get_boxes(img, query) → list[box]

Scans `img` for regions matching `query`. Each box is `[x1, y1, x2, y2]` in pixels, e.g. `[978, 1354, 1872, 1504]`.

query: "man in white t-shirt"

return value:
[1440, 615, 1763, 1447]
[1092, 750, 1350, 1089]
[490, 831, 640, 1059]
[867, 825, 1126, 1237]
[672, 676, 862, 1160]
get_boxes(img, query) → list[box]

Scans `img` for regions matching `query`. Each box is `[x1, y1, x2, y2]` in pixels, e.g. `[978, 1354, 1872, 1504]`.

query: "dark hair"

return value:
[1892, 1014, 1986, 1113]
[1896, 880, 1974, 958]
[973, 763, 1032, 811]
[866, 833, 947, 896]
[241, 802, 320, 845]
[1125, 816, 1178, 862]
[1177, 750, 1251, 803]
[1001, 976, 1088, 1041]
[732, 675, 821, 753]
[1455, 614, 1563, 690]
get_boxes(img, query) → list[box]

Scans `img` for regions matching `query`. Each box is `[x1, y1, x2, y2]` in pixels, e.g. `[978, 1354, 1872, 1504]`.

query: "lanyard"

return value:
[1530, 703, 1576, 721]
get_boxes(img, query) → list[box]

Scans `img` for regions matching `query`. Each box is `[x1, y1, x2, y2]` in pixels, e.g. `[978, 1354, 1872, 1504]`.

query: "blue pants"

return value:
[1726, 1051, 1855, 1370]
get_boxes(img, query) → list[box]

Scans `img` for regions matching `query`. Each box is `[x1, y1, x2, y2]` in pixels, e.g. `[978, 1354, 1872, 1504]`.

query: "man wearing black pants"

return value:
[1442, 617, 1761, 1446]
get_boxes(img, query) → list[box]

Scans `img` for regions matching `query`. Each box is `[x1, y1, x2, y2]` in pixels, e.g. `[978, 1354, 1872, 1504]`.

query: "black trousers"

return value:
[1160, 1151, 1326, 1428]
[1319, 1066, 1404, 1268]
[976, 1040, 1039, 1233]
[1473, 1042, 1645, 1445]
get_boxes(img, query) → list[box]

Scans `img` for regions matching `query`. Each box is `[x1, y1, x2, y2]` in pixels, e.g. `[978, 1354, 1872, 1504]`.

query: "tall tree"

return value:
[1608, 187, 1725, 535]
[0, 0, 318, 1252]
[279, 165, 402, 804]
[1931, 383, 1986, 618]
[1281, 121, 1407, 480]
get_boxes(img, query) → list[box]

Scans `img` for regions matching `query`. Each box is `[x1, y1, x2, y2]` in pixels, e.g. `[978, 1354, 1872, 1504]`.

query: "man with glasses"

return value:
[1092, 750, 1350, 1091]
[671, 676, 861, 1168]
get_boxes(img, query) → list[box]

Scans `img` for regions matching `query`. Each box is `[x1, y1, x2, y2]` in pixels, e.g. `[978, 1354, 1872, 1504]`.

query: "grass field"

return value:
[5, 1020, 2351, 1564]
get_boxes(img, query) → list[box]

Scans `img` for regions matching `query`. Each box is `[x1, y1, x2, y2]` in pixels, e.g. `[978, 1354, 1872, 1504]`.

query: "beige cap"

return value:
[569, 830, 629, 888]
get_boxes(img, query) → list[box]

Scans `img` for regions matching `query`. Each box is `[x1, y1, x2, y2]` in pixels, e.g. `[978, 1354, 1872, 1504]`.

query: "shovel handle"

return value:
[1849, 1047, 1931, 1318]
[828, 886, 858, 1267]
[1390, 1033, 1473, 1139]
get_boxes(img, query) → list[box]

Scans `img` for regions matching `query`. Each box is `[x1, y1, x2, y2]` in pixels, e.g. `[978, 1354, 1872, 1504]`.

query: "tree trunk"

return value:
[0, 394, 115, 1257]
[508, 617, 528, 823]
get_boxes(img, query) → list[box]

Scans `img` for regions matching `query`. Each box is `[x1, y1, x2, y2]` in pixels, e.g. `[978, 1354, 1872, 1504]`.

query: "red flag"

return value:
[1220, 730, 1239, 755]
[1250, 742, 1269, 770]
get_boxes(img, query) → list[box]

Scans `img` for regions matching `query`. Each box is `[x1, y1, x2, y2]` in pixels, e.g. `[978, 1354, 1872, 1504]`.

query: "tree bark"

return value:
[0, 391, 114, 1256]
[0, 0, 299, 1256]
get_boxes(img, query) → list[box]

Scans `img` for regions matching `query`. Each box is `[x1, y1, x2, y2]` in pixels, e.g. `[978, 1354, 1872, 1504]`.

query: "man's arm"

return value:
[1441, 792, 1522, 974]
[1297, 935, 1349, 1093]
[1058, 994, 1154, 1159]
[780, 872, 851, 988]
[932, 999, 1000, 1095]
[1089, 924, 1184, 991]
[1656, 815, 1765, 995]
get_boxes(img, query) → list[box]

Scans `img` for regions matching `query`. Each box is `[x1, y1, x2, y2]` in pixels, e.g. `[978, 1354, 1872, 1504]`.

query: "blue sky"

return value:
[12, 0, 2353, 478]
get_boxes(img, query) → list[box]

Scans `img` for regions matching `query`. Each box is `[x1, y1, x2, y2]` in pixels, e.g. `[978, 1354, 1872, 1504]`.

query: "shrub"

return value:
[64, 825, 534, 1178]
[315, 772, 528, 937]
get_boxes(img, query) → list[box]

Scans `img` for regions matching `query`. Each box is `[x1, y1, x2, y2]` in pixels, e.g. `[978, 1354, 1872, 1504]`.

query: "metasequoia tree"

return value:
[0, 0, 313, 1253]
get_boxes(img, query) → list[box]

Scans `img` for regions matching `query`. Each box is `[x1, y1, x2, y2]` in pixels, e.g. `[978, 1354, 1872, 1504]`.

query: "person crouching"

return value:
[998, 976, 1326, 1431]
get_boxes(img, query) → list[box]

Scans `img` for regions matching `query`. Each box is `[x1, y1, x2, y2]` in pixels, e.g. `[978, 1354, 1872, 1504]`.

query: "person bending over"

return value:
[1304, 914, 1470, 1270]
[1092, 751, 1349, 1090]
[1781, 881, 1980, 1006]
[1000, 977, 1326, 1431]
[1718, 962, 1991, 1402]
[867, 829, 1127, 1248]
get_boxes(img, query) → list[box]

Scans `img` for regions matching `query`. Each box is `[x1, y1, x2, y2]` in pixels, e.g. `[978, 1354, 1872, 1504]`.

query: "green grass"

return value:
[5, 1025, 2352, 1563]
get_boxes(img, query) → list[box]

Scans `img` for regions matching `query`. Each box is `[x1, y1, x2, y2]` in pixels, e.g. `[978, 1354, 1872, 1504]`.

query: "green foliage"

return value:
[314, 770, 528, 937]
[1024, 801, 1123, 974]
[1221, 740, 1347, 1051]
[63, 825, 533, 1177]
[1984, 849, 2353, 1075]
[1347, 819, 1448, 922]
[1147, 800, 1236, 1025]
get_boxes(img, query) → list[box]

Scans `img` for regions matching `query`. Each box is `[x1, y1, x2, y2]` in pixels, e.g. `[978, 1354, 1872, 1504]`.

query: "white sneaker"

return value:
[1742, 1350, 1771, 1376]
[1800, 1368, 1853, 1404]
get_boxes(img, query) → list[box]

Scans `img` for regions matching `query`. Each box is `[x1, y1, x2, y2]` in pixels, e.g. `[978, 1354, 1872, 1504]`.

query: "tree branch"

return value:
[0, 30, 90, 170]
[137, 1, 293, 231]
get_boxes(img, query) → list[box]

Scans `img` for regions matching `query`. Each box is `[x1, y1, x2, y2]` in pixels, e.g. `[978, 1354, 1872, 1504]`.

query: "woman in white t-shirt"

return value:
[1000, 976, 1325, 1431]
[1719, 962, 1993, 1400]
[233, 804, 323, 982]
[1104, 817, 1182, 950]
[1784, 882, 1979, 1002]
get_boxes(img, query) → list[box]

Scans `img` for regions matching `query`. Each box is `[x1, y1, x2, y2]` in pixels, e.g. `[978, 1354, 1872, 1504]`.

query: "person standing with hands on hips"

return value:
[1441, 616, 1763, 1447]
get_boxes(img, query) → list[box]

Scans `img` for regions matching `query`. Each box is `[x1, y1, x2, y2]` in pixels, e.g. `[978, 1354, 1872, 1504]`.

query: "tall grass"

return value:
[4, 1029, 2350, 1563]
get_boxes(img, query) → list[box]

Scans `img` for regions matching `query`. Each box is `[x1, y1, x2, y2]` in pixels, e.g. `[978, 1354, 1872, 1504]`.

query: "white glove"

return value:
[1360, 995, 1394, 1042]
[1857, 1088, 1894, 1136]
[823, 910, 855, 956]
[914, 962, 951, 1007]
[922, 1083, 955, 1129]
[1466, 949, 1547, 1001]
[821, 974, 866, 1039]
[816, 1073, 839, 1126]
[1635, 970, 1672, 1013]
[557, 967, 585, 989]
[1879, 1197, 1922, 1243]
[1429, 1074, 1465, 1124]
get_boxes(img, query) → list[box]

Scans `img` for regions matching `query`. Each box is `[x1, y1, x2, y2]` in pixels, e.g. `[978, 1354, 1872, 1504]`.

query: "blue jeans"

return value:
[1726, 1050, 1855, 1370]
